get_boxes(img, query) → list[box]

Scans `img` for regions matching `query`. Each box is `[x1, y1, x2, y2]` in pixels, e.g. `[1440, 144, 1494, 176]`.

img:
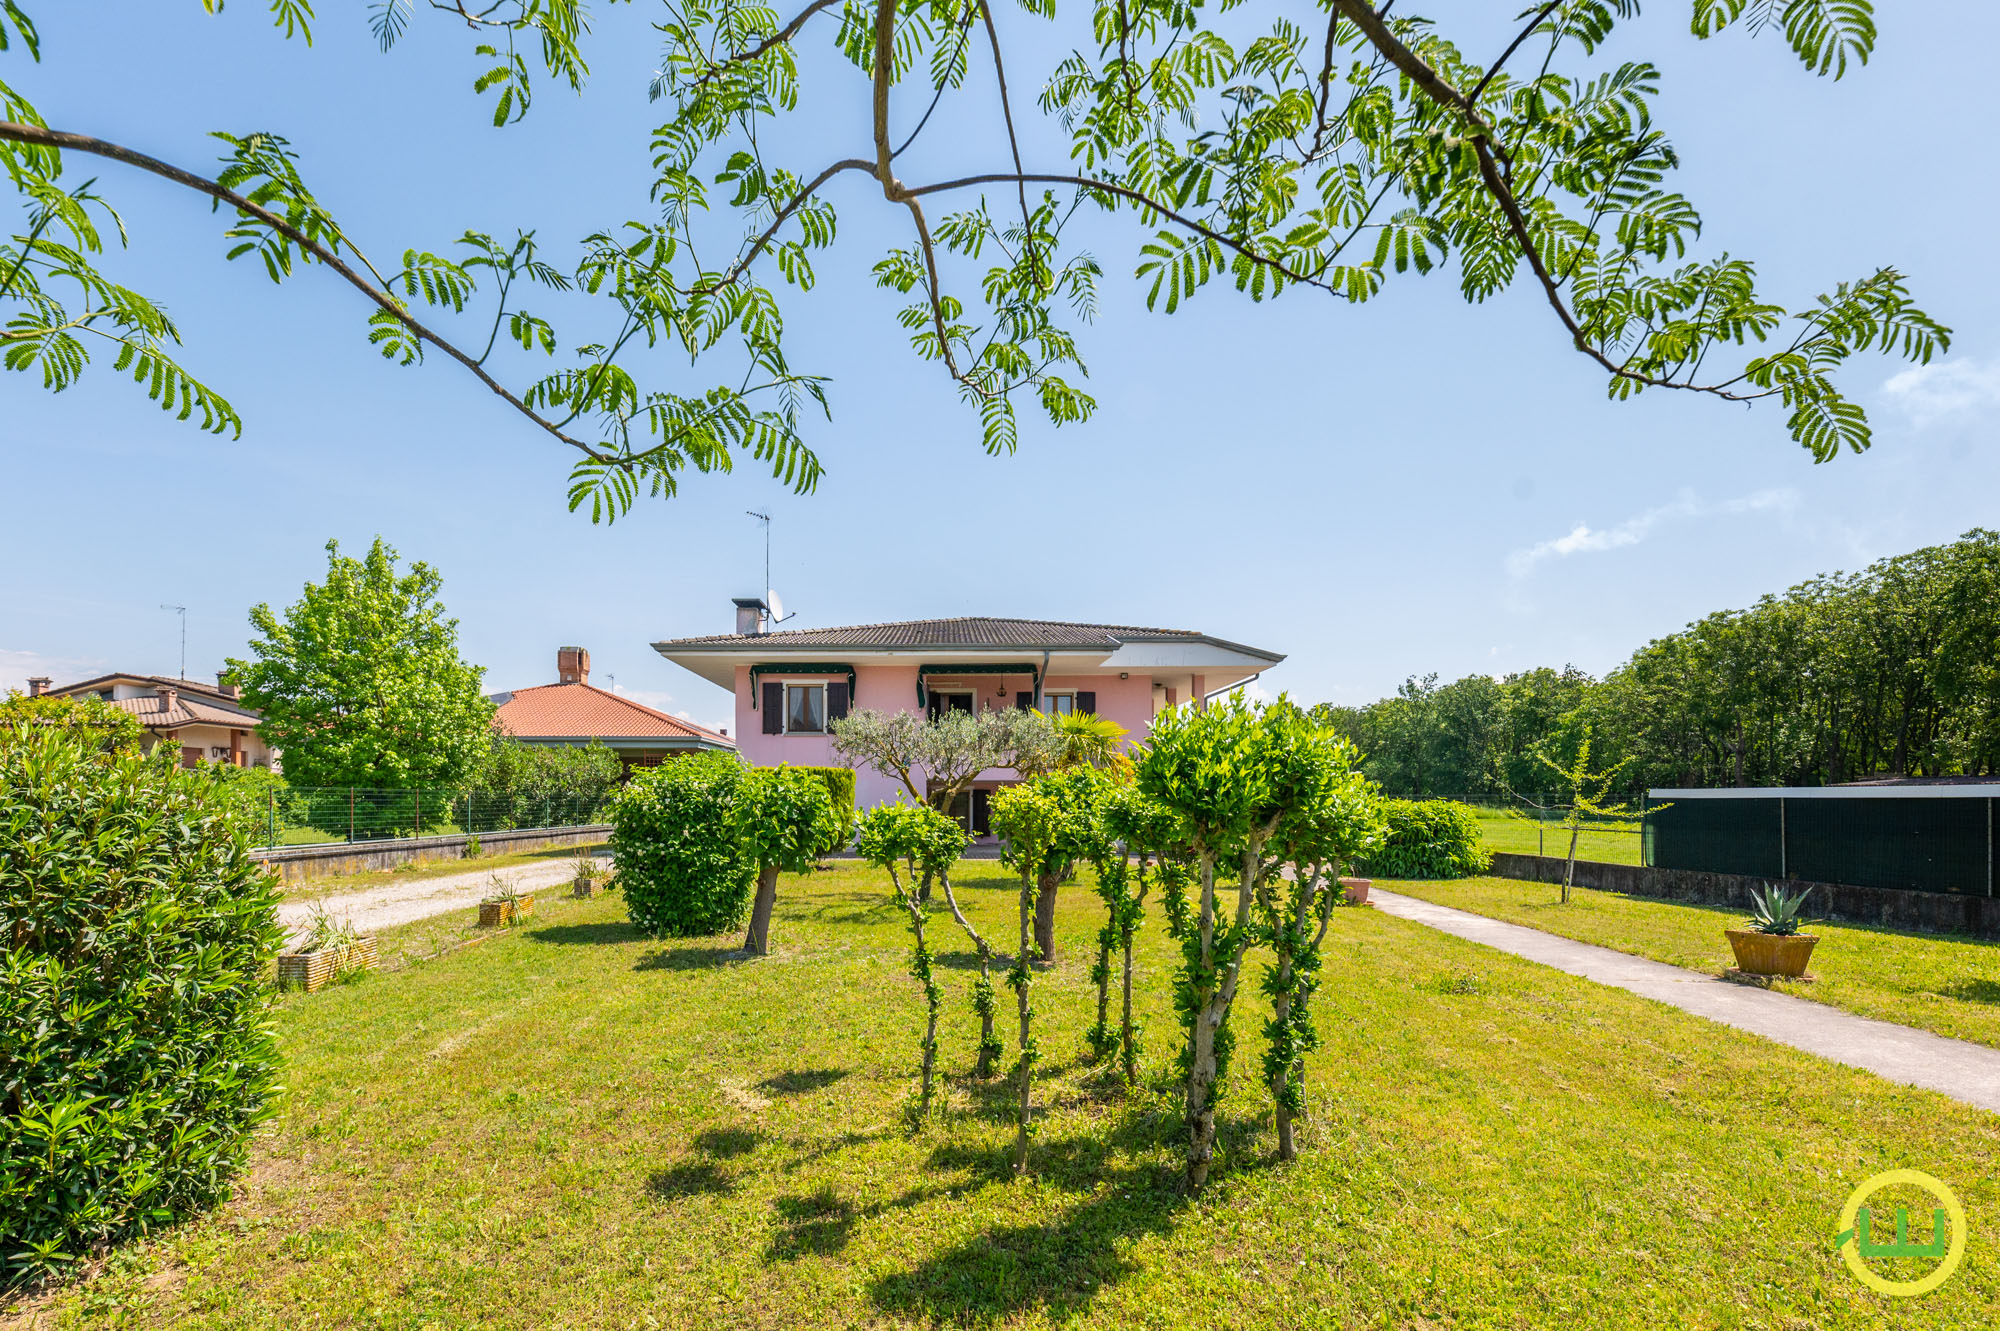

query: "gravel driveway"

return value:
[276, 855, 609, 942]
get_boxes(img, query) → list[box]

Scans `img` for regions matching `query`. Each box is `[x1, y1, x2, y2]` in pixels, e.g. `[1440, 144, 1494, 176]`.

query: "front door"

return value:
[946, 789, 994, 836]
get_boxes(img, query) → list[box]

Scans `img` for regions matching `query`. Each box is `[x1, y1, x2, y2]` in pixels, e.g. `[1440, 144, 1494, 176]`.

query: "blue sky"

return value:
[4, 2, 1996, 733]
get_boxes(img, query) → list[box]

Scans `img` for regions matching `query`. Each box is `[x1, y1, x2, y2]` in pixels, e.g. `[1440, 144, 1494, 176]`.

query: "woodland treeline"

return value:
[1317, 530, 2000, 793]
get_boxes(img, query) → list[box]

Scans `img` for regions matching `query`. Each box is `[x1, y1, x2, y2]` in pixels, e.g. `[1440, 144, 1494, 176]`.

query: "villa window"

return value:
[1042, 692, 1074, 716]
[785, 683, 827, 734]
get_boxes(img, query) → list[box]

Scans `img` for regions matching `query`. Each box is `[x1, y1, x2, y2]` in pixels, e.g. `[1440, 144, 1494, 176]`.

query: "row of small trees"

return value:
[849, 696, 1386, 1189]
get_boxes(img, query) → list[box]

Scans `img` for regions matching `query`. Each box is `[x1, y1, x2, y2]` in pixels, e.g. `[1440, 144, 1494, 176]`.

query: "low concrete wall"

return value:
[252, 824, 611, 884]
[1490, 852, 2000, 940]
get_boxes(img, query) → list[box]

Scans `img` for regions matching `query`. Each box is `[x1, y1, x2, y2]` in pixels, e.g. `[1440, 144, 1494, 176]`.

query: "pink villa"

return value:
[652, 604, 1283, 831]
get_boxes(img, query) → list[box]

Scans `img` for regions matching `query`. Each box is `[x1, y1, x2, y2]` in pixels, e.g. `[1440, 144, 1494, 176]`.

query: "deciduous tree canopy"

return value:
[0, 1, 1947, 516]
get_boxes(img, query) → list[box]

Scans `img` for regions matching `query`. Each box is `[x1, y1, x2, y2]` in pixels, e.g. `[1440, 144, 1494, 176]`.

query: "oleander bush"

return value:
[1354, 798, 1492, 880]
[607, 751, 753, 937]
[0, 721, 285, 1286]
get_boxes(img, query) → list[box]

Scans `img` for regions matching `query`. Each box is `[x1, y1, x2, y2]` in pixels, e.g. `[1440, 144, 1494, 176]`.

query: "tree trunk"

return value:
[974, 949, 998, 1079]
[1272, 979, 1296, 1162]
[1033, 871, 1060, 963]
[919, 865, 934, 905]
[1089, 930, 1112, 1059]
[1013, 874, 1035, 1176]
[743, 863, 780, 955]
[916, 910, 938, 1115]
[1563, 825, 1579, 904]
[1119, 922, 1139, 1087]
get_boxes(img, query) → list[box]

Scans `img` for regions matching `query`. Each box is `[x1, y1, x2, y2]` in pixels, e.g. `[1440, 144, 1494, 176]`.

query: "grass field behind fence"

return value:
[1467, 804, 1645, 865]
[12, 863, 1999, 1329]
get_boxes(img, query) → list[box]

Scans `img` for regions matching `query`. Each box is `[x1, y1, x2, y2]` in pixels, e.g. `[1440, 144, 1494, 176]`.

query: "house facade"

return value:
[653, 607, 1282, 824]
[490, 646, 735, 772]
[29, 672, 277, 769]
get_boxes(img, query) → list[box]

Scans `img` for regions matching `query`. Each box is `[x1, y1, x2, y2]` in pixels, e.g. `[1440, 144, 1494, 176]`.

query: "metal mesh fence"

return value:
[1388, 793, 1648, 867]
[250, 787, 610, 850]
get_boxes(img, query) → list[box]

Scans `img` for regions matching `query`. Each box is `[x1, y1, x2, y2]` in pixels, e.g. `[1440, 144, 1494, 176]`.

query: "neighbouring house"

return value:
[652, 604, 1283, 830]
[28, 671, 277, 769]
[489, 646, 735, 773]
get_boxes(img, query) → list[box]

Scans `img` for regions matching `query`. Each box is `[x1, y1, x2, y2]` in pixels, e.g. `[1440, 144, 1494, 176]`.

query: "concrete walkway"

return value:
[1371, 888, 2000, 1116]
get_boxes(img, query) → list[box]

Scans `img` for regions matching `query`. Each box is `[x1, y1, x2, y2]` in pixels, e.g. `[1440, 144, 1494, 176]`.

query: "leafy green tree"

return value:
[606, 751, 753, 936]
[477, 737, 624, 825]
[1535, 725, 1653, 901]
[0, 1, 1947, 517]
[734, 765, 840, 955]
[229, 538, 492, 788]
[1256, 732, 1382, 1161]
[855, 801, 968, 1116]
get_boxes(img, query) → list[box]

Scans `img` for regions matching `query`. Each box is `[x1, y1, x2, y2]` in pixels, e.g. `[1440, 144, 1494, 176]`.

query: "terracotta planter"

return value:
[478, 895, 535, 928]
[1725, 928, 1817, 978]
[1339, 876, 1372, 905]
[570, 879, 596, 899]
[277, 937, 378, 993]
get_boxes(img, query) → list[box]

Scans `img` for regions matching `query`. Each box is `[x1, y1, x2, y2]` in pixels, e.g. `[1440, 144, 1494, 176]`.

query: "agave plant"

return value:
[1747, 883, 1815, 936]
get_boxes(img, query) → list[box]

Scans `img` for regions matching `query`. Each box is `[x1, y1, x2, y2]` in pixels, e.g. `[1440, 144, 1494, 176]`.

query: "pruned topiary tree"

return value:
[1088, 786, 1187, 1087]
[607, 751, 753, 938]
[734, 765, 842, 957]
[855, 801, 967, 1118]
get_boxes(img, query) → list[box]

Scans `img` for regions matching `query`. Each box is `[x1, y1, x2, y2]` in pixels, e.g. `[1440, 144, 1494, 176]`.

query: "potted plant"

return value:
[1725, 884, 1817, 978]
[1338, 875, 1372, 906]
[569, 849, 601, 899]
[478, 874, 535, 927]
[278, 909, 378, 992]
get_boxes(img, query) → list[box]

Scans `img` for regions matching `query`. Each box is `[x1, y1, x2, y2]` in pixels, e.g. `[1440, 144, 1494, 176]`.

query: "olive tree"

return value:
[733, 765, 841, 956]
[854, 801, 967, 1117]
[1255, 723, 1384, 1162]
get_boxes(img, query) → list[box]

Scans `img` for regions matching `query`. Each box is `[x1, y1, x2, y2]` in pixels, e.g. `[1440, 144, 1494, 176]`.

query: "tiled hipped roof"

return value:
[104, 692, 262, 731]
[493, 681, 732, 745]
[655, 616, 1211, 650]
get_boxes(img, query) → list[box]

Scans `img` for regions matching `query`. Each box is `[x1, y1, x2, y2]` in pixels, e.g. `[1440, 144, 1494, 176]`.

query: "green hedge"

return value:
[1353, 798, 1492, 879]
[1, 722, 285, 1285]
[784, 766, 856, 854]
[609, 751, 754, 937]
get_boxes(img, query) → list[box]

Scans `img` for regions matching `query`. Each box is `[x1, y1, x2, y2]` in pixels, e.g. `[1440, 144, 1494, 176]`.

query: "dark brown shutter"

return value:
[827, 681, 850, 722]
[762, 682, 783, 734]
[1076, 690, 1096, 715]
[1015, 691, 1034, 710]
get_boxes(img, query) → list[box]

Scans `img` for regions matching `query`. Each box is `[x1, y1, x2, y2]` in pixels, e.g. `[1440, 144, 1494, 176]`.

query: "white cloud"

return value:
[1506, 489, 1796, 579]
[617, 687, 679, 713]
[1882, 358, 2000, 427]
[0, 647, 105, 696]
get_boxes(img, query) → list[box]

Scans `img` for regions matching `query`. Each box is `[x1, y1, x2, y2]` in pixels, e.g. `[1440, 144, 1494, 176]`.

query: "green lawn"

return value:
[1388, 875, 2000, 1049]
[1470, 805, 1644, 865]
[12, 863, 2000, 1328]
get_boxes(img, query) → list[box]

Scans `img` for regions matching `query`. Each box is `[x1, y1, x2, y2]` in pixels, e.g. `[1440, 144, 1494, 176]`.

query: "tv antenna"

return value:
[745, 511, 796, 625]
[160, 604, 187, 681]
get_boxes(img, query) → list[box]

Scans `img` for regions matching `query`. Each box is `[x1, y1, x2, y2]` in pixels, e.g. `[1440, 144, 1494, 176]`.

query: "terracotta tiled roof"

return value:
[654, 616, 1252, 652]
[492, 682, 733, 746]
[104, 692, 263, 730]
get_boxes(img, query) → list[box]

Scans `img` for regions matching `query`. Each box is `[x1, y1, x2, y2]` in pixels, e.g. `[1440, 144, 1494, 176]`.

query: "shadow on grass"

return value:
[644, 1160, 734, 1202]
[758, 1068, 850, 1096]
[634, 944, 742, 971]
[525, 920, 644, 946]
[693, 1127, 762, 1159]
[1938, 977, 2000, 1005]
[951, 874, 1019, 893]
[767, 1186, 857, 1260]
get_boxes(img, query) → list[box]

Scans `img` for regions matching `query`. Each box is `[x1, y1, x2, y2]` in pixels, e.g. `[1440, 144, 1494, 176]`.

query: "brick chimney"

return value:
[157, 685, 179, 715]
[557, 646, 590, 685]
[215, 670, 241, 701]
[26, 676, 50, 697]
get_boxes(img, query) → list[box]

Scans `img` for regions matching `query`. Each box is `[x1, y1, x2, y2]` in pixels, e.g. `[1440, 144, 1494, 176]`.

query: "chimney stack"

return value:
[733, 597, 769, 636]
[215, 670, 241, 701]
[158, 685, 178, 714]
[26, 676, 50, 698]
[557, 645, 591, 685]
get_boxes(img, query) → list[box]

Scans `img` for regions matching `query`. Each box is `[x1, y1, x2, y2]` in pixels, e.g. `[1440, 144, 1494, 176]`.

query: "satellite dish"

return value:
[766, 588, 790, 624]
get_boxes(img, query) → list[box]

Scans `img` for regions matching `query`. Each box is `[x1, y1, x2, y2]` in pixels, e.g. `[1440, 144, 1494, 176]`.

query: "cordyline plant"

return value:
[1254, 730, 1384, 1161]
[733, 765, 842, 955]
[854, 800, 967, 1117]
[0, 3, 1948, 520]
